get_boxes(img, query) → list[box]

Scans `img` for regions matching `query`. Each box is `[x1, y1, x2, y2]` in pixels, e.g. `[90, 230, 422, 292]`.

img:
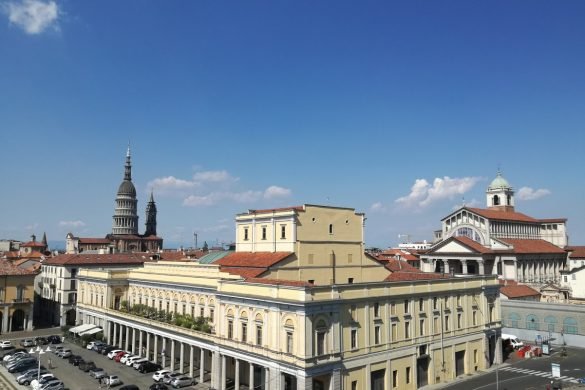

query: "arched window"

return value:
[284, 319, 294, 354]
[16, 285, 25, 301]
[255, 314, 263, 346]
[454, 227, 482, 243]
[563, 317, 578, 335]
[240, 311, 248, 343]
[507, 313, 521, 328]
[526, 314, 539, 330]
[493, 195, 500, 206]
[544, 315, 557, 332]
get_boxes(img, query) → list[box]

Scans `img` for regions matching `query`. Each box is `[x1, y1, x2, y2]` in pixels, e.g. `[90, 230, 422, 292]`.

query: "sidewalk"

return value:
[0, 326, 62, 341]
[422, 363, 508, 390]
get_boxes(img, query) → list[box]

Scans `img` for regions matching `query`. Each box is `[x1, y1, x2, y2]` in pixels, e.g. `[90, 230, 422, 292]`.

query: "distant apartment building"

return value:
[0, 259, 36, 333]
[76, 204, 502, 390]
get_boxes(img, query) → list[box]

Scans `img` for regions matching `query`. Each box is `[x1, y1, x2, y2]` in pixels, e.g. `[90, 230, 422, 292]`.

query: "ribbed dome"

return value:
[488, 172, 511, 190]
[117, 180, 137, 197]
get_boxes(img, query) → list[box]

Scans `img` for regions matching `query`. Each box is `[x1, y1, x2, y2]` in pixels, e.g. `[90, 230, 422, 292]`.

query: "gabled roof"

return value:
[0, 259, 37, 276]
[375, 249, 419, 262]
[384, 271, 451, 282]
[20, 241, 45, 248]
[427, 236, 493, 254]
[219, 267, 267, 279]
[497, 239, 566, 254]
[567, 246, 585, 259]
[216, 252, 293, 267]
[466, 207, 539, 223]
[43, 253, 151, 266]
[382, 259, 419, 273]
[499, 281, 540, 298]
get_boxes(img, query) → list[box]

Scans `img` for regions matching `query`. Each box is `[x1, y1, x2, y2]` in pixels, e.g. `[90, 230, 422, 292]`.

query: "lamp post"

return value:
[29, 345, 52, 382]
[492, 330, 499, 390]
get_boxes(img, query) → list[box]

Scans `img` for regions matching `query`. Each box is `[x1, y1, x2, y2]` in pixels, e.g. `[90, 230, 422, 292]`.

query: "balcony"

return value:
[12, 298, 31, 304]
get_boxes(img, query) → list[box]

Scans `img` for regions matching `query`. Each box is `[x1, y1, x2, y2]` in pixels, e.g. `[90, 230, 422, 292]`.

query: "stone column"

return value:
[146, 332, 151, 360]
[461, 260, 468, 274]
[234, 359, 240, 390]
[478, 260, 485, 275]
[249, 362, 254, 390]
[170, 340, 175, 371]
[199, 349, 205, 384]
[106, 321, 111, 344]
[132, 328, 136, 354]
[139, 330, 144, 356]
[162, 338, 166, 367]
[296, 374, 312, 390]
[443, 260, 450, 274]
[153, 335, 158, 364]
[189, 345, 194, 378]
[221, 354, 226, 390]
[112, 323, 117, 346]
[211, 351, 220, 389]
[330, 369, 341, 390]
[180, 342, 184, 373]
[125, 326, 130, 351]
[263, 367, 269, 390]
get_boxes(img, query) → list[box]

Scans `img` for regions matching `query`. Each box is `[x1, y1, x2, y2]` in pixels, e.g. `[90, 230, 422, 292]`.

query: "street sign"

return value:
[543, 343, 550, 355]
[552, 363, 560, 378]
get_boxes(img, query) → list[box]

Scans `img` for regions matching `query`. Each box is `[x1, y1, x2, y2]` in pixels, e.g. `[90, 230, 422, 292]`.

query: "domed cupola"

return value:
[112, 146, 139, 235]
[486, 170, 515, 212]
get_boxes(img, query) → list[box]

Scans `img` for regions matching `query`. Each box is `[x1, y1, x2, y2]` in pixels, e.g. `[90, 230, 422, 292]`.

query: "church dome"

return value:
[117, 180, 137, 197]
[488, 171, 511, 190]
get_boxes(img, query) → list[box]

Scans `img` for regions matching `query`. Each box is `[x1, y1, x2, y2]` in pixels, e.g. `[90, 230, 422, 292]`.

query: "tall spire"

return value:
[42, 232, 48, 247]
[124, 144, 132, 181]
[145, 190, 157, 236]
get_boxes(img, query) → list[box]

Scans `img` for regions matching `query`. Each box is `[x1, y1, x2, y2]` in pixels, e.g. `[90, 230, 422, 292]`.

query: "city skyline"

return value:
[1, 1, 584, 248]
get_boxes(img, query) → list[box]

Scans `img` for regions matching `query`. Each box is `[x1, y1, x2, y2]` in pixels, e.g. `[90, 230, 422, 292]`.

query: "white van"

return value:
[501, 333, 524, 349]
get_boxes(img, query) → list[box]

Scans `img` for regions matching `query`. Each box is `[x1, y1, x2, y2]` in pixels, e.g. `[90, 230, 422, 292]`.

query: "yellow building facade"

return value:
[0, 260, 36, 332]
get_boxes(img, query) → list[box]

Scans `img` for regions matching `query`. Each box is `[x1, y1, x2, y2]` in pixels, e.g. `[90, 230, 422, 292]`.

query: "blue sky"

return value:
[1, 1, 584, 249]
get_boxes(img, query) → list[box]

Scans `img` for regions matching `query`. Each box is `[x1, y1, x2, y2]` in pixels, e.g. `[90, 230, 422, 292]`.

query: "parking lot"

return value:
[0, 337, 214, 390]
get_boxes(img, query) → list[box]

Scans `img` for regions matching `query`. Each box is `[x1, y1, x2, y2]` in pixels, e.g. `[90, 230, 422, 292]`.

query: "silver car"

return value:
[170, 375, 195, 388]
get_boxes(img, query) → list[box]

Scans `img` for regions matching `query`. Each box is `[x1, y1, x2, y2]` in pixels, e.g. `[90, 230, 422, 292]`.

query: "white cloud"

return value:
[517, 186, 551, 201]
[183, 194, 218, 207]
[192, 170, 237, 183]
[183, 190, 262, 207]
[370, 202, 387, 213]
[396, 176, 481, 209]
[3, 0, 59, 35]
[148, 176, 196, 195]
[263, 185, 291, 199]
[59, 220, 86, 228]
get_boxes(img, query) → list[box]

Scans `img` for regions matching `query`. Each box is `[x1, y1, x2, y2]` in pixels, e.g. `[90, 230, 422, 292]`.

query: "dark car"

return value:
[7, 358, 37, 373]
[47, 335, 62, 344]
[119, 386, 140, 390]
[138, 361, 162, 374]
[34, 337, 48, 345]
[79, 361, 96, 372]
[149, 384, 169, 390]
[1, 348, 26, 360]
[101, 346, 117, 355]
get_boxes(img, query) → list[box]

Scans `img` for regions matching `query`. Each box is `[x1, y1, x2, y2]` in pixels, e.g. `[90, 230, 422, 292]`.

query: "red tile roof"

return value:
[220, 267, 267, 278]
[20, 241, 45, 248]
[78, 238, 112, 244]
[385, 271, 451, 282]
[216, 252, 293, 267]
[451, 236, 494, 253]
[497, 239, 566, 254]
[500, 283, 540, 298]
[376, 249, 419, 262]
[567, 246, 585, 259]
[43, 253, 151, 266]
[538, 218, 567, 223]
[383, 259, 419, 273]
[0, 259, 37, 276]
[466, 207, 539, 223]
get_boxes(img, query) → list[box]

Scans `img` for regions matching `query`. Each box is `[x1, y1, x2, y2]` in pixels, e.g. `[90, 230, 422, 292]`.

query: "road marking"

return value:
[500, 366, 580, 384]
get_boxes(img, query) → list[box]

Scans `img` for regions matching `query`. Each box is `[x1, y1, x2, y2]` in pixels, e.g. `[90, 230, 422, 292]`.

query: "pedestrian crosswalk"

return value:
[500, 366, 581, 384]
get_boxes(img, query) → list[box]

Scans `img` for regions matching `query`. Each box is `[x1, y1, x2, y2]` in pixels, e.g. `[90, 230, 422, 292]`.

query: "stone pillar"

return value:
[106, 321, 111, 344]
[211, 351, 220, 389]
[170, 340, 175, 371]
[189, 345, 194, 378]
[330, 369, 341, 390]
[161, 338, 166, 367]
[199, 349, 205, 384]
[180, 342, 184, 373]
[139, 330, 144, 356]
[478, 260, 485, 275]
[443, 260, 450, 274]
[221, 354, 226, 390]
[112, 323, 117, 346]
[146, 332, 151, 360]
[125, 326, 130, 351]
[461, 260, 468, 274]
[153, 335, 158, 364]
[264, 367, 269, 390]
[296, 374, 312, 390]
[249, 362, 254, 390]
[234, 359, 240, 390]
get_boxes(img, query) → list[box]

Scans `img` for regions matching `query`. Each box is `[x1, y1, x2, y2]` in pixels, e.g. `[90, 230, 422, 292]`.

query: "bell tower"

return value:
[486, 170, 515, 212]
[144, 191, 157, 236]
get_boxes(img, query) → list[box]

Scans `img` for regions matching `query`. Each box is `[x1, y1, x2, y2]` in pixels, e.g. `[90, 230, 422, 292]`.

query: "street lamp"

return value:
[492, 330, 499, 390]
[29, 345, 52, 382]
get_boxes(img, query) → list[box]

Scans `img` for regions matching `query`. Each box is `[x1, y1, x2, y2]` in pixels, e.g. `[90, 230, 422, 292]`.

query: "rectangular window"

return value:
[433, 297, 438, 310]
[404, 321, 410, 339]
[256, 325, 262, 346]
[392, 370, 398, 388]
[182, 304, 186, 315]
[374, 325, 381, 345]
[420, 319, 425, 336]
[457, 313, 462, 329]
[244, 227, 249, 241]
[564, 276, 568, 282]
[406, 367, 411, 384]
[391, 302, 396, 315]
[351, 329, 357, 349]
[209, 308, 214, 321]
[200, 307, 205, 317]
[351, 381, 358, 390]
[317, 331, 325, 355]
[241, 323, 248, 343]
[280, 225, 286, 239]
[434, 317, 439, 333]
[348, 277, 354, 284]
[419, 298, 424, 312]
[445, 315, 450, 331]
[286, 331, 293, 354]
[374, 302, 380, 318]
[474, 349, 478, 363]
[191, 306, 195, 318]
[457, 294, 462, 307]
[391, 323, 397, 341]
[261, 226, 267, 240]
[473, 311, 477, 326]
[227, 320, 233, 339]
[444, 296, 449, 309]
[404, 299, 410, 314]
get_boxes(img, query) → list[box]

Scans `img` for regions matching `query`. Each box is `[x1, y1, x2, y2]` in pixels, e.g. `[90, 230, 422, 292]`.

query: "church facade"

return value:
[421, 172, 568, 288]
[66, 147, 163, 254]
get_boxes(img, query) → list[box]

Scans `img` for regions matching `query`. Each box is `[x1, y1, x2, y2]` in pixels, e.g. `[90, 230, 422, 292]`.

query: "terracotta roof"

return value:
[43, 253, 151, 266]
[220, 267, 266, 278]
[244, 278, 314, 287]
[500, 283, 540, 298]
[385, 271, 451, 282]
[78, 238, 112, 244]
[156, 252, 187, 261]
[567, 246, 585, 259]
[466, 207, 539, 223]
[538, 218, 567, 223]
[497, 239, 566, 254]
[451, 236, 494, 253]
[20, 241, 45, 247]
[0, 259, 37, 276]
[383, 259, 419, 273]
[376, 249, 419, 262]
[216, 252, 293, 267]
[243, 206, 304, 215]
[13, 257, 41, 267]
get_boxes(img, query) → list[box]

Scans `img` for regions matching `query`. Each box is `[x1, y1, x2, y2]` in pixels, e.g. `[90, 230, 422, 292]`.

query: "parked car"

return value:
[119, 385, 140, 390]
[120, 353, 135, 364]
[46, 335, 62, 344]
[104, 375, 122, 386]
[131, 357, 149, 368]
[20, 339, 35, 347]
[0, 340, 14, 350]
[79, 360, 96, 372]
[163, 372, 182, 385]
[31, 373, 56, 390]
[5, 354, 33, 367]
[150, 384, 169, 390]
[1, 347, 26, 360]
[58, 348, 72, 358]
[152, 369, 171, 382]
[138, 361, 162, 373]
[101, 345, 117, 355]
[52, 346, 64, 355]
[8, 358, 37, 373]
[34, 336, 48, 345]
[114, 351, 129, 362]
[71, 356, 84, 366]
[107, 349, 123, 359]
[3, 351, 28, 363]
[17, 369, 48, 385]
[39, 380, 64, 390]
[170, 375, 194, 388]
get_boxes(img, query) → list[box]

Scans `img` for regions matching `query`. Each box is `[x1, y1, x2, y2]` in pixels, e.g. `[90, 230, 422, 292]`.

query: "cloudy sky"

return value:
[1, 1, 584, 248]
